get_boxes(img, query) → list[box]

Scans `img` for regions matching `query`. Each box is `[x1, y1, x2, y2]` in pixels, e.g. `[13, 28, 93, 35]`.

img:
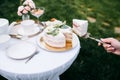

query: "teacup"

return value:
[0, 18, 9, 34]
[73, 19, 88, 37]
[21, 20, 35, 34]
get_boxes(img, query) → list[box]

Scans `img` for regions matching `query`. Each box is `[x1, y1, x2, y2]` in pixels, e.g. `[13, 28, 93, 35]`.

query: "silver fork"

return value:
[25, 51, 39, 64]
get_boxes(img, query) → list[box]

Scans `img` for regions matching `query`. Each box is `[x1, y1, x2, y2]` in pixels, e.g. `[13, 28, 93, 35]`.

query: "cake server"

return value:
[83, 33, 110, 44]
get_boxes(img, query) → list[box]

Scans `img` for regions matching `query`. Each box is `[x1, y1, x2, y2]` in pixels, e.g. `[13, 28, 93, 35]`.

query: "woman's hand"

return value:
[98, 38, 120, 55]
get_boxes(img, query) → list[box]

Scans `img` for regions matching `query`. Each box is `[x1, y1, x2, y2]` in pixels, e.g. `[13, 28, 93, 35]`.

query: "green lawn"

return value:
[0, 0, 120, 80]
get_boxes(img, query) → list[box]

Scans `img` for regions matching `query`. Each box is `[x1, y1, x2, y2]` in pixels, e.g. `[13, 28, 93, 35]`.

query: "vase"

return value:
[22, 14, 30, 20]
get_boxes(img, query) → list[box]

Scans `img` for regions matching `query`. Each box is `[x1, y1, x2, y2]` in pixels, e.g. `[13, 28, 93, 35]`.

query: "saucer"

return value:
[18, 24, 40, 36]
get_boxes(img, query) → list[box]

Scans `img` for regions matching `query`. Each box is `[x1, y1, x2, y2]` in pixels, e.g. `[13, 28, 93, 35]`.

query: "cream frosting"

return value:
[44, 32, 66, 48]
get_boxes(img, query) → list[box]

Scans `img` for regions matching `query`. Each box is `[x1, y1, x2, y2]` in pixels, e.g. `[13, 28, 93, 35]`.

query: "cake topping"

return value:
[46, 28, 59, 36]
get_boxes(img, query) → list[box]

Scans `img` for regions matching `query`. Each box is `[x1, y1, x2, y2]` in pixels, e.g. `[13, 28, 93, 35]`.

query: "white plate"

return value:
[0, 34, 11, 44]
[6, 41, 36, 60]
[9, 23, 41, 37]
[37, 33, 78, 52]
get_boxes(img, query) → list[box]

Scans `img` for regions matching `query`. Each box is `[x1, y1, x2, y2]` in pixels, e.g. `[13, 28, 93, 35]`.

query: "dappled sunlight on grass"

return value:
[87, 16, 96, 23]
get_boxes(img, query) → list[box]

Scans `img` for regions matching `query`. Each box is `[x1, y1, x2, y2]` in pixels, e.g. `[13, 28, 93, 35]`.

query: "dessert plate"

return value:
[6, 41, 36, 60]
[37, 33, 78, 52]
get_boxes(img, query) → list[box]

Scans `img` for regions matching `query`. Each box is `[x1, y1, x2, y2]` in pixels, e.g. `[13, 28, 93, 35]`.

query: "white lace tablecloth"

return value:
[0, 34, 80, 80]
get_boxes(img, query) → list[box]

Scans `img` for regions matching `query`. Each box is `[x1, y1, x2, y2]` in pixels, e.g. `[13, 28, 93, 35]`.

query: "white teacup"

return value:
[21, 20, 35, 34]
[0, 18, 9, 34]
[73, 19, 88, 37]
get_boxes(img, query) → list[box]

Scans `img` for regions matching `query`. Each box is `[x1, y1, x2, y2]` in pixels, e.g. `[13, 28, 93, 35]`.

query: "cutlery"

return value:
[25, 51, 39, 64]
[82, 33, 110, 44]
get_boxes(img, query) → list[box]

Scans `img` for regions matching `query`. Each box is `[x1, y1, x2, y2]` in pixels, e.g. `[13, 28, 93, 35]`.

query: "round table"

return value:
[0, 33, 80, 80]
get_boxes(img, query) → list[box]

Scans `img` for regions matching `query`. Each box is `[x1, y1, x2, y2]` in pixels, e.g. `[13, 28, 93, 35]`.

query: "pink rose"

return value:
[17, 11, 22, 16]
[17, 0, 36, 16]
[18, 6, 24, 11]
[22, 9, 28, 14]
[25, 6, 31, 11]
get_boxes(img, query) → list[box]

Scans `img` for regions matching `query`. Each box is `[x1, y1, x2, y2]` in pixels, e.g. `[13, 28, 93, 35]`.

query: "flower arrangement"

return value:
[17, 0, 36, 16]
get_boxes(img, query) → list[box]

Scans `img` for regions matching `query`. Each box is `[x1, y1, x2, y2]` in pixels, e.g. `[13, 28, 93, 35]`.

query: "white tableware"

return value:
[21, 20, 35, 27]
[31, 7, 45, 30]
[6, 41, 36, 60]
[31, 7, 45, 21]
[0, 34, 11, 44]
[18, 24, 40, 36]
[0, 18, 9, 34]
[72, 19, 88, 37]
[37, 33, 78, 52]
[21, 20, 36, 33]
[9, 22, 40, 38]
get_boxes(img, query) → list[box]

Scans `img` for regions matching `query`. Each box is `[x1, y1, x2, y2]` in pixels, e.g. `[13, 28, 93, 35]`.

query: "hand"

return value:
[98, 38, 120, 55]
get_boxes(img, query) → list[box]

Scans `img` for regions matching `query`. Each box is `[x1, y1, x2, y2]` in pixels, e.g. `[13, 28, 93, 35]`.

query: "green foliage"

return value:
[0, 0, 120, 80]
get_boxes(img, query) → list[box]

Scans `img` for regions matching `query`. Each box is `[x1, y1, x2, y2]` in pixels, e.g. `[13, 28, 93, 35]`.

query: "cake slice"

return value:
[72, 19, 88, 37]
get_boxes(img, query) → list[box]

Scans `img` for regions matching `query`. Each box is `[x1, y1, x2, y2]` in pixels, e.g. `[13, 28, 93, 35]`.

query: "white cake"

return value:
[43, 21, 73, 48]
[72, 19, 88, 37]
[43, 28, 66, 48]
[60, 26, 72, 42]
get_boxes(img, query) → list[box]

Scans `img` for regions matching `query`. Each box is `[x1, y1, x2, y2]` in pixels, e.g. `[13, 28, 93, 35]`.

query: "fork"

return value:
[25, 51, 39, 64]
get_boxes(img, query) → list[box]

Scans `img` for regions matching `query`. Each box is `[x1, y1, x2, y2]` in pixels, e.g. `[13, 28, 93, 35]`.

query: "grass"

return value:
[0, 0, 120, 80]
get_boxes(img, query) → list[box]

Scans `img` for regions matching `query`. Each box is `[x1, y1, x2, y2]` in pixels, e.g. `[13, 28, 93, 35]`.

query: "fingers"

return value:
[100, 38, 115, 44]
[106, 47, 115, 53]
[102, 43, 115, 53]
[97, 38, 120, 55]
[98, 42, 115, 53]
[98, 42, 101, 46]
[98, 38, 112, 46]
[103, 43, 112, 48]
